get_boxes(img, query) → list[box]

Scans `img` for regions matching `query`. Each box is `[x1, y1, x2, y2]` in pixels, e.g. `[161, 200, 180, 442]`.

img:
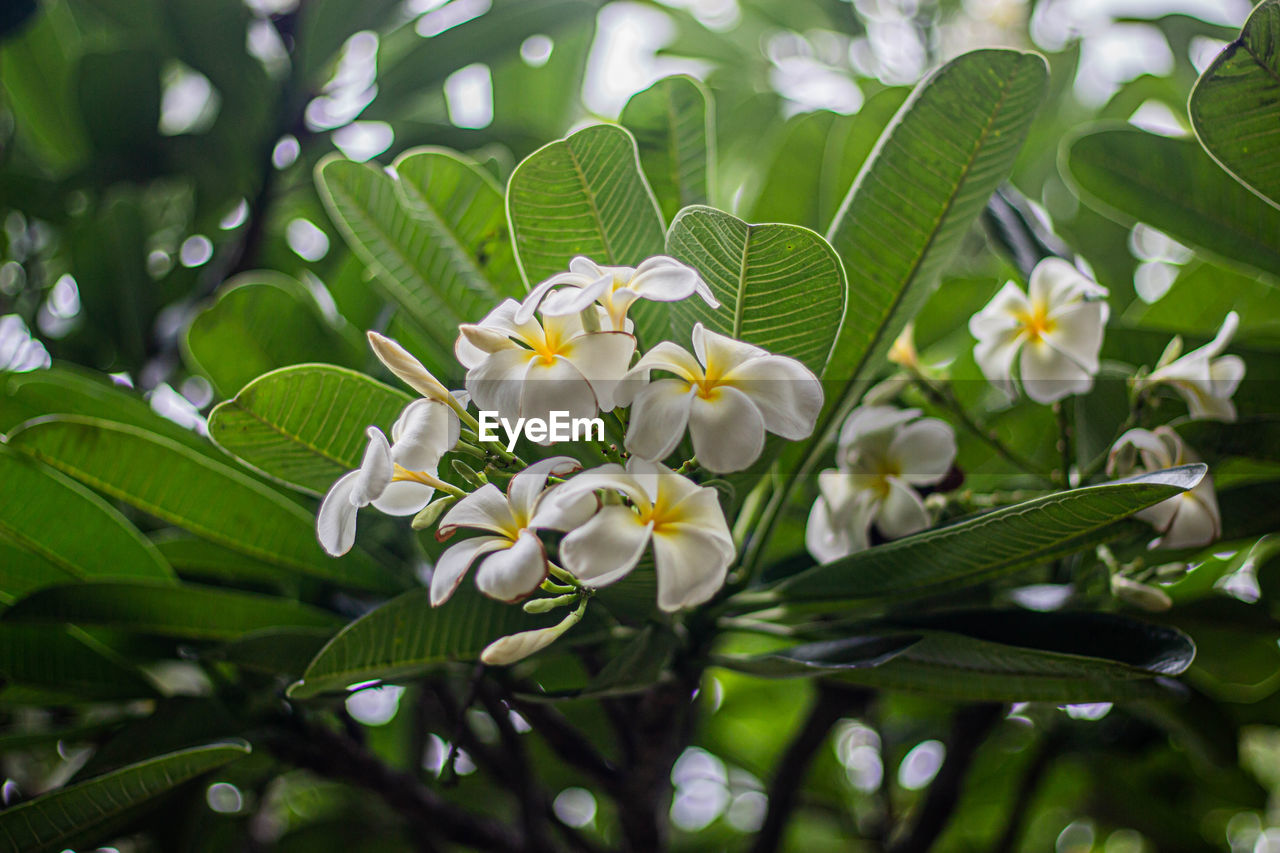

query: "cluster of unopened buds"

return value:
[317, 254, 1245, 664]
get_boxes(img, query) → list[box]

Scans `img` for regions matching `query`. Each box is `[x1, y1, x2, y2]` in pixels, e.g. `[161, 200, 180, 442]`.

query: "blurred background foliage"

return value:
[2, 0, 1279, 851]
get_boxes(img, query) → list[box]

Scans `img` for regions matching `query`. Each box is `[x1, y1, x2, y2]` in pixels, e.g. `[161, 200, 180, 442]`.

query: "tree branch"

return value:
[506, 693, 621, 795]
[750, 683, 874, 853]
[992, 731, 1062, 853]
[888, 703, 1004, 853]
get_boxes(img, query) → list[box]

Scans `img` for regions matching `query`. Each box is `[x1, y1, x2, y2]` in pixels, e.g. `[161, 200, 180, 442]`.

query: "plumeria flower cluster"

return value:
[316, 255, 823, 665]
[1107, 426, 1220, 550]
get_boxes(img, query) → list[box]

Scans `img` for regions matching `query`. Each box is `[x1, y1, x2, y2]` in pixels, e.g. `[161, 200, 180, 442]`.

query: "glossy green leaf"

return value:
[3, 581, 342, 640]
[775, 465, 1204, 604]
[208, 364, 412, 495]
[6, 416, 395, 593]
[212, 627, 336, 676]
[0, 742, 249, 853]
[717, 634, 920, 678]
[0, 625, 157, 703]
[184, 274, 361, 399]
[152, 531, 303, 589]
[666, 205, 846, 373]
[289, 586, 554, 698]
[1064, 127, 1280, 280]
[506, 123, 666, 285]
[836, 610, 1193, 701]
[316, 154, 510, 369]
[620, 75, 714, 223]
[1189, 0, 1280, 207]
[0, 446, 172, 584]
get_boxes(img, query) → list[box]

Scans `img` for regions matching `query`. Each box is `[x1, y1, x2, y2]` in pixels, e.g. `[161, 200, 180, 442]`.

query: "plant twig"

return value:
[992, 731, 1062, 853]
[505, 692, 621, 794]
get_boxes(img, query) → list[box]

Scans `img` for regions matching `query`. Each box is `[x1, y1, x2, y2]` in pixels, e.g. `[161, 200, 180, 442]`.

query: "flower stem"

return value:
[1053, 399, 1073, 488]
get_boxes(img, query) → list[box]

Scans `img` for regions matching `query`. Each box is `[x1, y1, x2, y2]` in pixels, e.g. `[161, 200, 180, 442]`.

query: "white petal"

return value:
[627, 258, 700, 301]
[316, 471, 362, 556]
[837, 405, 919, 455]
[973, 329, 1023, 399]
[969, 281, 1031, 338]
[372, 480, 435, 515]
[688, 385, 765, 473]
[559, 505, 653, 587]
[805, 495, 848, 563]
[540, 275, 613, 317]
[352, 427, 394, 506]
[516, 271, 594, 323]
[507, 456, 582, 520]
[521, 357, 599, 429]
[1151, 490, 1220, 549]
[875, 476, 930, 539]
[558, 331, 637, 411]
[721, 354, 823, 440]
[692, 323, 765, 373]
[543, 463, 639, 508]
[888, 419, 956, 485]
[651, 524, 734, 611]
[1019, 339, 1093, 403]
[438, 483, 518, 538]
[1043, 298, 1107, 374]
[367, 331, 451, 401]
[624, 341, 703, 385]
[660, 482, 733, 545]
[390, 399, 457, 471]
[1030, 257, 1101, 304]
[480, 618, 575, 665]
[529, 482, 599, 532]
[466, 347, 532, 420]
[456, 324, 519, 369]
[624, 379, 695, 463]
[431, 536, 509, 606]
[475, 531, 548, 602]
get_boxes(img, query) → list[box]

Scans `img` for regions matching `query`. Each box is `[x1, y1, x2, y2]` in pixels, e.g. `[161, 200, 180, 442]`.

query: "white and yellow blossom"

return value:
[456, 299, 635, 427]
[806, 406, 956, 562]
[515, 255, 719, 332]
[548, 458, 735, 612]
[317, 399, 458, 556]
[969, 258, 1108, 404]
[615, 323, 823, 473]
[431, 457, 594, 605]
[1137, 312, 1245, 421]
[1108, 427, 1220, 550]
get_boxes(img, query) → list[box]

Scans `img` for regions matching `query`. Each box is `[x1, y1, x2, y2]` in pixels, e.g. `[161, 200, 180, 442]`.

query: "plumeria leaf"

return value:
[774, 465, 1205, 604]
[316, 151, 516, 370]
[519, 624, 677, 700]
[831, 610, 1193, 701]
[716, 634, 920, 678]
[0, 742, 250, 853]
[151, 531, 301, 591]
[184, 273, 362, 399]
[0, 445, 173, 588]
[5, 416, 399, 593]
[1064, 127, 1280, 281]
[289, 586, 557, 699]
[1189, 0, 1280, 208]
[0, 624, 158, 703]
[666, 206, 846, 375]
[208, 364, 412, 496]
[620, 75, 714, 223]
[506, 123, 666, 285]
[2, 581, 342, 641]
[211, 626, 336, 676]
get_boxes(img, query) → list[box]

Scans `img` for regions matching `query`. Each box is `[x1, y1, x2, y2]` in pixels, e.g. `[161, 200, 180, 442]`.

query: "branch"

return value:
[750, 683, 874, 853]
[992, 731, 1062, 853]
[475, 681, 560, 853]
[506, 693, 621, 794]
[266, 712, 525, 853]
[888, 703, 1004, 853]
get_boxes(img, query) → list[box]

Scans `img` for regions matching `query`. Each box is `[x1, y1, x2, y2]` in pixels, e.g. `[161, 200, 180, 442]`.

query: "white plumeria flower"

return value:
[515, 255, 720, 332]
[969, 258, 1109, 404]
[1108, 427, 1220, 550]
[805, 406, 956, 563]
[456, 299, 635, 425]
[431, 457, 595, 605]
[317, 399, 459, 556]
[615, 323, 823, 473]
[548, 458, 735, 612]
[1137, 312, 1245, 421]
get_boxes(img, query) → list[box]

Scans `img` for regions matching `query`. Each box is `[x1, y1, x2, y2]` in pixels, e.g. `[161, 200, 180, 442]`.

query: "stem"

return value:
[1053, 399, 1073, 488]
[991, 732, 1062, 853]
[910, 371, 1052, 482]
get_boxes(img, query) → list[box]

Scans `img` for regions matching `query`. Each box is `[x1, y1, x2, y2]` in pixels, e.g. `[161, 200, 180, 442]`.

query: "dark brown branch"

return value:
[889, 703, 1004, 853]
[506, 694, 621, 794]
[750, 683, 874, 853]
[992, 731, 1062, 853]
[266, 713, 524, 853]
[476, 681, 559, 853]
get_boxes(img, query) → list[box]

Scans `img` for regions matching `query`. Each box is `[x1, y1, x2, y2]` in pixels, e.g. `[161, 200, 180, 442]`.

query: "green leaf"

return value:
[3, 581, 342, 641]
[0, 446, 172, 585]
[0, 2, 89, 171]
[184, 274, 361, 399]
[834, 610, 1193, 701]
[1189, 0, 1280, 208]
[522, 624, 678, 700]
[0, 625, 158, 703]
[316, 154, 510, 370]
[208, 364, 412, 496]
[1063, 127, 1280, 281]
[0, 742, 249, 853]
[775, 465, 1204, 604]
[506, 123, 666, 286]
[5, 416, 396, 593]
[289, 586, 552, 698]
[717, 634, 920, 678]
[212, 627, 336, 676]
[152, 531, 302, 590]
[620, 75, 714, 223]
[666, 206, 846, 374]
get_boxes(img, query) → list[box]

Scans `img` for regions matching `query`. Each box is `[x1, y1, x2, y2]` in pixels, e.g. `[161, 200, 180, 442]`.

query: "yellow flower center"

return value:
[1016, 300, 1056, 343]
[392, 464, 446, 490]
